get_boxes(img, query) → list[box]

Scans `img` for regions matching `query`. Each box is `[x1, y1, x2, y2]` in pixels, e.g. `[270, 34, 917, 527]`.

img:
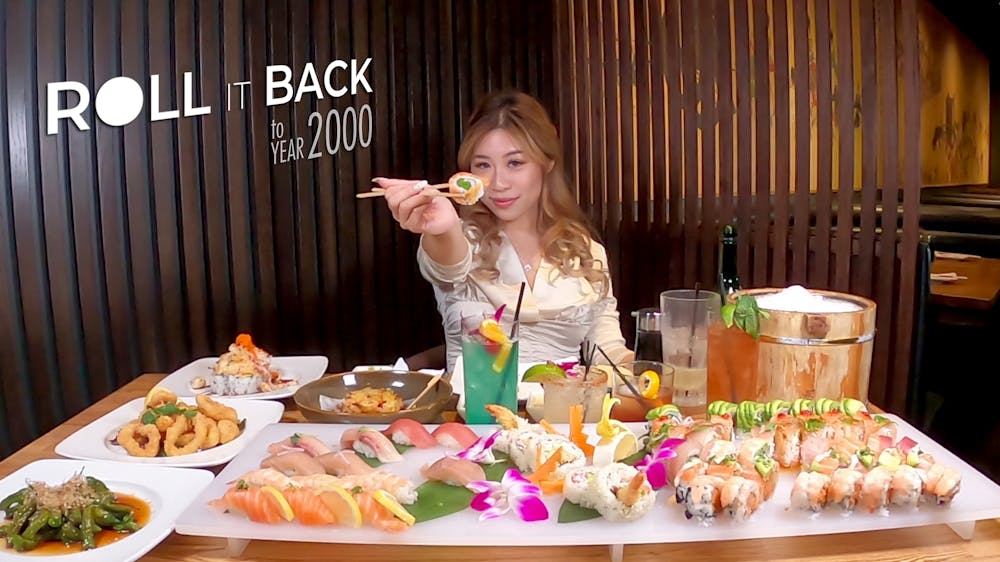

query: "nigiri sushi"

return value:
[232, 468, 301, 489]
[282, 487, 339, 525]
[266, 433, 332, 456]
[209, 484, 292, 523]
[432, 422, 480, 449]
[421, 456, 486, 487]
[260, 451, 327, 476]
[383, 418, 438, 448]
[353, 427, 404, 463]
[316, 450, 376, 476]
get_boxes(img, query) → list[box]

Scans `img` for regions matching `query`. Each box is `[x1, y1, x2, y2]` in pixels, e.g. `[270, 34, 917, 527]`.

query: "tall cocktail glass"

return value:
[660, 290, 721, 418]
[461, 315, 519, 424]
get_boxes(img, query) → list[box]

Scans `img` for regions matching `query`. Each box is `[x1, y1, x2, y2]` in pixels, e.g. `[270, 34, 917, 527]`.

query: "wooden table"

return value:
[930, 257, 1000, 310]
[2, 374, 999, 562]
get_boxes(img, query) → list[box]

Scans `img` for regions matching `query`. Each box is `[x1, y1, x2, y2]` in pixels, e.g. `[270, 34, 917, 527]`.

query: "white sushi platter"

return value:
[174, 416, 1000, 561]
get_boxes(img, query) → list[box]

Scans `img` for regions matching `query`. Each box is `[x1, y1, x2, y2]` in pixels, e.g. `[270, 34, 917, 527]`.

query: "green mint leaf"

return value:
[721, 304, 736, 327]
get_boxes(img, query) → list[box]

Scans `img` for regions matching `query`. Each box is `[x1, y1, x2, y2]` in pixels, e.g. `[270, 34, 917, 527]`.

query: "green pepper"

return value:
[0, 488, 27, 512]
[90, 507, 120, 527]
[9, 501, 36, 531]
[8, 533, 41, 552]
[21, 510, 50, 541]
[68, 507, 83, 524]
[86, 476, 110, 494]
[80, 505, 98, 550]
[59, 520, 83, 544]
[47, 511, 63, 528]
[103, 502, 133, 516]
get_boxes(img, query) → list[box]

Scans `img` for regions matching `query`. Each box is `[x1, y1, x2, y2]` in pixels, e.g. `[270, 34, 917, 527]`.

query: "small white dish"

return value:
[55, 397, 284, 468]
[0, 459, 213, 562]
[157, 356, 329, 400]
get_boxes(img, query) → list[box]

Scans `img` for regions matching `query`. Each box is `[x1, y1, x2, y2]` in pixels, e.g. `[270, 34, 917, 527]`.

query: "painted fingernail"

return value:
[372, 177, 386, 182]
[413, 180, 429, 190]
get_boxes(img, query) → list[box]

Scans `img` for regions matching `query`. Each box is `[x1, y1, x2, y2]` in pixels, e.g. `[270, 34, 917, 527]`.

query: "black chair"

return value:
[404, 344, 447, 371]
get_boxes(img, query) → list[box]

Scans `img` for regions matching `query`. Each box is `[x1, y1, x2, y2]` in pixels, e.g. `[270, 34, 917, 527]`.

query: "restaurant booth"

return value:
[1, 0, 999, 560]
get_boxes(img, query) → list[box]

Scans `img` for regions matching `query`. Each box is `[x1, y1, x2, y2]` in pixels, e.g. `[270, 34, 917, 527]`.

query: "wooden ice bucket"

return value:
[728, 288, 877, 404]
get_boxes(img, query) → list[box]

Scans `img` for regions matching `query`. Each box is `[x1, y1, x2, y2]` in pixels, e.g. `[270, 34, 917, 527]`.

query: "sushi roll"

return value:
[562, 466, 599, 509]
[827, 468, 864, 512]
[736, 438, 774, 472]
[699, 439, 736, 464]
[674, 456, 708, 505]
[720, 476, 763, 522]
[211, 334, 274, 395]
[525, 435, 585, 474]
[790, 471, 831, 512]
[683, 474, 726, 522]
[773, 416, 801, 468]
[858, 466, 893, 513]
[923, 464, 961, 505]
[889, 465, 924, 508]
[589, 463, 657, 522]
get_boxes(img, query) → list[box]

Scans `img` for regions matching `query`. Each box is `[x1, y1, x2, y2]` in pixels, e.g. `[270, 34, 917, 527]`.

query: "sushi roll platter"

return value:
[172, 401, 1000, 553]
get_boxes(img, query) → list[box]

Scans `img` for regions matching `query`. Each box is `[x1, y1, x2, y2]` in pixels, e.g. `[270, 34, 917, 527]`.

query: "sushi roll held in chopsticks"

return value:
[447, 172, 489, 205]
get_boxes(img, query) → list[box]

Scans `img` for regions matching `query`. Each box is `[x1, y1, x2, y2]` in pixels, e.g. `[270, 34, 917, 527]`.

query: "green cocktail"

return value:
[462, 316, 519, 424]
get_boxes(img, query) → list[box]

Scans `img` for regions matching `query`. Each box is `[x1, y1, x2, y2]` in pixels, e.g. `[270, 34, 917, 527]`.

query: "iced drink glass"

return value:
[461, 315, 519, 424]
[541, 367, 608, 423]
[610, 360, 674, 422]
[660, 290, 721, 418]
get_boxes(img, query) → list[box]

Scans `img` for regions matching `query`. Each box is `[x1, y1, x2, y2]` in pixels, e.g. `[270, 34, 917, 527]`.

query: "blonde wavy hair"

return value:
[456, 90, 609, 295]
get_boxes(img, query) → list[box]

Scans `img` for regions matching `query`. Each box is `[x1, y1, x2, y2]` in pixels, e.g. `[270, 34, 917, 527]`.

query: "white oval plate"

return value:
[0, 459, 212, 562]
[55, 397, 284, 468]
[156, 356, 329, 400]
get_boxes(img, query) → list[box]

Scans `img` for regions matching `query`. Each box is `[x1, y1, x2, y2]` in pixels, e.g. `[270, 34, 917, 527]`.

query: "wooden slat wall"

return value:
[0, 0, 554, 456]
[554, 0, 922, 413]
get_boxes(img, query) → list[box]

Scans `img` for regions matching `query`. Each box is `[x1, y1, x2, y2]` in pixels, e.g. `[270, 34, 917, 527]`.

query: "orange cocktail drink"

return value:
[706, 321, 759, 404]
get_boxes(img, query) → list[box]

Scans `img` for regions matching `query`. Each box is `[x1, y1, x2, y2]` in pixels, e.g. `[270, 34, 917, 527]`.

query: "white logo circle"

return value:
[94, 77, 144, 127]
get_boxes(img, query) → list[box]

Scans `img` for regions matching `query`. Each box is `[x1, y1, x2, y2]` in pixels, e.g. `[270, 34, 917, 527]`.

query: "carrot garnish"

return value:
[569, 404, 595, 457]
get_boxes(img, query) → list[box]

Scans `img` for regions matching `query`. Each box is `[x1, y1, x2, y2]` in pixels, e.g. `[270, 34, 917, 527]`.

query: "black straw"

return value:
[510, 282, 526, 339]
[688, 282, 701, 368]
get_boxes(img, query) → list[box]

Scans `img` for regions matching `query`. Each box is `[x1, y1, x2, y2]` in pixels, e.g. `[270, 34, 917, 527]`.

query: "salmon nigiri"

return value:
[353, 491, 410, 533]
[283, 488, 339, 525]
[209, 485, 292, 524]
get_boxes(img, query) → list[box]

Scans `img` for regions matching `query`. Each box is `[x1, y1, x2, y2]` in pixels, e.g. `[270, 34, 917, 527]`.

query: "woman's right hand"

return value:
[374, 178, 461, 236]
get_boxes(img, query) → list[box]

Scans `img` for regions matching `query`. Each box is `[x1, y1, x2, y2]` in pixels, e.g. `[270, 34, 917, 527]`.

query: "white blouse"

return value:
[417, 230, 631, 372]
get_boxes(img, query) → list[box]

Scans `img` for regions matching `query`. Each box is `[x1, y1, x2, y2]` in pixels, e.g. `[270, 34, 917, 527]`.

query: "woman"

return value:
[376, 90, 632, 372]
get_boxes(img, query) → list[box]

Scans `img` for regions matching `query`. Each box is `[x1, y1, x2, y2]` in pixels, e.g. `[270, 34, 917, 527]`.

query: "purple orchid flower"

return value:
[466, 468, 549, 522]
[454, 431, 502, 464]
[493, 304, 506, 321]
[634, 438, 685, 490]
[556, 361, 579, 372]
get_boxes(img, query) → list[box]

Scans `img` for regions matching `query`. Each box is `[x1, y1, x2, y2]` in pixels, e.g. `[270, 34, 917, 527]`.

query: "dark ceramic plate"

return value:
[293, 370, 453, 424]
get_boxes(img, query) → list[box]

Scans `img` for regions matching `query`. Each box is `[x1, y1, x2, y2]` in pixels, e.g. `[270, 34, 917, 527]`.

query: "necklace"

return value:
[523, 263, 532, 273]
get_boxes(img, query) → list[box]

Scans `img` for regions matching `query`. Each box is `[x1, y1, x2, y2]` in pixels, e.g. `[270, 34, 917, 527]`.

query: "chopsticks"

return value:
[406, 374, 443, 410]
[355, 183, 455, 199]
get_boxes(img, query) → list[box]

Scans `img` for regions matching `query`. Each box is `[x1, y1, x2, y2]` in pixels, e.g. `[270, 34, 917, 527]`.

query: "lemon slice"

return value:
[639, 370, 660, 399]
[491, 341, 513, 373]
[260, 485, 294, 521]
[318, 486, 363, 528]
[373, 490, 415, 526]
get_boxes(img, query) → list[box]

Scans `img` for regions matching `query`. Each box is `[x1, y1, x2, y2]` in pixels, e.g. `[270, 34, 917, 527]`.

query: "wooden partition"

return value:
[0, 0, 554, 455]
[553, 0, 922, 413]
